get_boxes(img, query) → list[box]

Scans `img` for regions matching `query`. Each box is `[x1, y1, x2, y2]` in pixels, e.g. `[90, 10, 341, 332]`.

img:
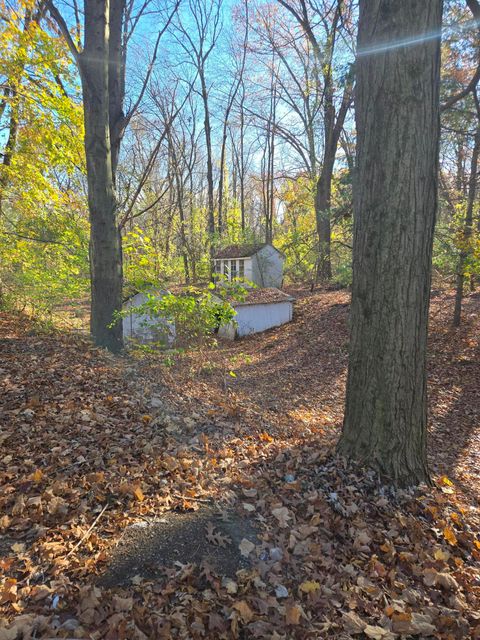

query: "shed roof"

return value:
[228, 287, 294, 307]
[213, 242, 284, 259]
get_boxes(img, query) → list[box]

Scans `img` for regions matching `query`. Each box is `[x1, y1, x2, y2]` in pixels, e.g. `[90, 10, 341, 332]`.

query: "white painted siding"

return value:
[122, 292, 175, 345]
[252, 245, 284, 288]
[218, 300, 293, 339]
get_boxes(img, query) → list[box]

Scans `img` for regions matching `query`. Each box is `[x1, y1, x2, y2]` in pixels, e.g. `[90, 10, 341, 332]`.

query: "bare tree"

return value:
[174, 0, 223, 254]
[276, 0, 354, 281]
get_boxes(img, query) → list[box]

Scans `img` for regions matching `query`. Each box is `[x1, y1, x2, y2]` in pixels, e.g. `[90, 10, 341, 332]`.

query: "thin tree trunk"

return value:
[168, 139, 190, 283]
[239, 90, 246, 232]
[453, 121, 480, 325]
[81, 0, 123, 352]
[338, 0, 442, 486]
[314, 160, 333, 281]
[200, 69, 215, 240]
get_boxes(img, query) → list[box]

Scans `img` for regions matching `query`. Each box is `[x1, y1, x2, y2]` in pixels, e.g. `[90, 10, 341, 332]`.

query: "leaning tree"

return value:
[338, 0, 443, 486]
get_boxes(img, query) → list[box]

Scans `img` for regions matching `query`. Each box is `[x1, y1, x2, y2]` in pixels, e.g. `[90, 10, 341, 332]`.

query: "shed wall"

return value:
[252, 245, 285, 288]
[122, 292, 175, 344]
[220, 300, 292, 338]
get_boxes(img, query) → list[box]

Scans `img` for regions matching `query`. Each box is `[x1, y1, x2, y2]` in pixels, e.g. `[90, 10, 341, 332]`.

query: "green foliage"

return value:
[0, 0, 87, 318]
[117, 277, 253, 348]
[0, 207, 89, 316]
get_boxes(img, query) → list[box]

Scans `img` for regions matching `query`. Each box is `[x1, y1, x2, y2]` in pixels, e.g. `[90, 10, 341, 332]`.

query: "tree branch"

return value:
[45, 0, 81, 67]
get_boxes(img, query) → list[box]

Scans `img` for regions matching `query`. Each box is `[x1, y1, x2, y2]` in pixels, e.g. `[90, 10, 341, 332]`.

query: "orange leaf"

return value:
[443, 526, 457, 546]
[133, 486, 144, 502]
[286, 604, 302, 625]
[259, 432, 273, 443]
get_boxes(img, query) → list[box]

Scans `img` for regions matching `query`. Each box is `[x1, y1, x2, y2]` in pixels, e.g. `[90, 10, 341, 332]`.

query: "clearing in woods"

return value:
[0, 288, 479, 638]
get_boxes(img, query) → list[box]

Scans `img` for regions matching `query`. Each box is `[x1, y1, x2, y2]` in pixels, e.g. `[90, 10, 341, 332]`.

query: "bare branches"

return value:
[441, 0, 480, 112]
[44, 0, 81, 67]
[123, 0, 181, 132]
[441, 63, 480, 112]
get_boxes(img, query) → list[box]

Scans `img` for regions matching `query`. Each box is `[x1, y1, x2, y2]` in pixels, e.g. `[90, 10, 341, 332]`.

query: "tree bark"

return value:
[338, 0, 442, 486]
[108, 0, 126, 180]
[453, 120, 480, 325]
[80, 0, 123, 352]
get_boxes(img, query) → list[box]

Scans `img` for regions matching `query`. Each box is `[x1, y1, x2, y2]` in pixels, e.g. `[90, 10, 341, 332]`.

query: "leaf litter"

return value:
[0, 288, 479, 638]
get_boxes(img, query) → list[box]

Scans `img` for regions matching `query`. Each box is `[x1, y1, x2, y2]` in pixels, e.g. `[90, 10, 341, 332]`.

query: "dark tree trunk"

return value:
[168, 138, 190, 283]
[80, 0, 123, 352]
[108, 0, 126, 180]
[239, 91, 246, 232]
[338, 0, 442, 486]
[453, 120, 480, 325]
[200, 69, 215, 240]
[314, 160, 333, 281]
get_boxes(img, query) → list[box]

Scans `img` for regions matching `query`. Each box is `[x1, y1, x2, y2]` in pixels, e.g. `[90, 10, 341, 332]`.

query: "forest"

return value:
[0, 0, 479, 638]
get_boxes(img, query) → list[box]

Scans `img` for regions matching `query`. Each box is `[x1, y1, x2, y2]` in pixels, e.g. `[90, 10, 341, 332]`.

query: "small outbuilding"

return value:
[213, 242, 285, 288]
[218, 288, 294, 339]
[122, 290, 175, 345]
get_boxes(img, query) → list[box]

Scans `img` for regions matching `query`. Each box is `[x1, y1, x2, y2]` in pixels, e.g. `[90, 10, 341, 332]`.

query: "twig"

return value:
[66, 504, 108, 558]
[172, 494, 212, 504]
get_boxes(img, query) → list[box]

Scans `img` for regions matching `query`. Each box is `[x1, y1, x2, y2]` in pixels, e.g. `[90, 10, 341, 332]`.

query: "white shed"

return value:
[213, 243, 285, 288]
[218, 288, 294, 339]
[122, 291, 175, 345]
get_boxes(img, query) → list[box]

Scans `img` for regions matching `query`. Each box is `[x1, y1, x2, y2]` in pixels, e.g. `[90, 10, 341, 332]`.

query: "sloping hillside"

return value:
[0, 289, 479, 639]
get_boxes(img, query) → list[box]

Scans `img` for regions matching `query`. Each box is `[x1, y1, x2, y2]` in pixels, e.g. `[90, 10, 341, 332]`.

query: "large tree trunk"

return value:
[81, 0, 123, 352]
[338, 0, 442, 486]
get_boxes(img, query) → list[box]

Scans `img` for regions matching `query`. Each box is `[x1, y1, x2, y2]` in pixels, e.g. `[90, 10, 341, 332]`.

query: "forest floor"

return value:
[0, 288, 479, 639]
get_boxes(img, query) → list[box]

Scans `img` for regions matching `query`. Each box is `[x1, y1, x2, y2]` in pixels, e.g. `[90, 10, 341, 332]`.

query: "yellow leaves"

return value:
[438, 475, 455, 494]
[299, 580, 320, 594]
[450, 512, 461, 525]
[474, 539, 480, 550]
[141, 414, 152, 424]
[443, 526, 458, 546]
[434, 548, 450, 561]
[133, 486, 145, 502]
[32, 469, 43, 482]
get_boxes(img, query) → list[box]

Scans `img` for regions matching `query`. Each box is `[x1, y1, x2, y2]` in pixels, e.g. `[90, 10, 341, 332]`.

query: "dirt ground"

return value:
[0, 288, 479, 639]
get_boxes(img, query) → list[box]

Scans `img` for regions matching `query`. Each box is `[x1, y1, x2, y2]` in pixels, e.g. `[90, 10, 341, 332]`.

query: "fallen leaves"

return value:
[205, 522, 232, 548]
[443, 525, 458, 546]
[271, 506, 291, 527]
[0, 291, 479, 639]
[238, 538, 255, 557]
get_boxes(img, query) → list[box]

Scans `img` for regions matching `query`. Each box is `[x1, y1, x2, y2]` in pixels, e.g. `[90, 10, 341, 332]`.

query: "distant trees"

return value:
[338, 1, 443, 486]
[4, 0, 480, 337]
[276, 0, 354, 281]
